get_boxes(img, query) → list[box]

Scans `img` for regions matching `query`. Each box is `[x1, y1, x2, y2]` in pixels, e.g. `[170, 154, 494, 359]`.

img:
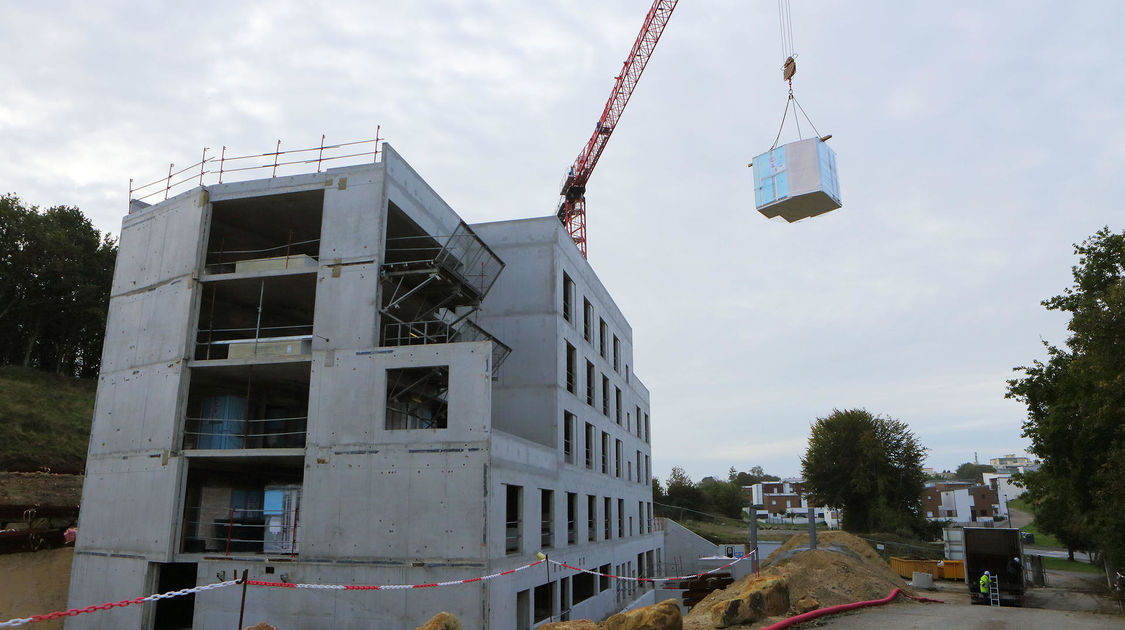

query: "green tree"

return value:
[727, 465, 781, 487]
[664, 466, 704, 515]
[1007, 227, 1125, 567]
[801, 408, 927, 534]
[954, 462, 996, 482]
[699, 477, 746, 518]
[0, 195, 116, 378]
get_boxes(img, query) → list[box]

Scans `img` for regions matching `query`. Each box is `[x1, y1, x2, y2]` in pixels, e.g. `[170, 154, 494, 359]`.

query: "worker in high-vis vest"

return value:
[980, 570, 991, 596]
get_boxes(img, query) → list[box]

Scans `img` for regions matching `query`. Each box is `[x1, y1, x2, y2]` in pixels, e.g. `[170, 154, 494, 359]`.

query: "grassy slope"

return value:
[0, 366, 95, 473]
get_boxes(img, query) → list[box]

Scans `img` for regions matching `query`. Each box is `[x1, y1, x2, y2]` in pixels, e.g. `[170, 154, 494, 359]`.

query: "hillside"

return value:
[0, 367, 95, 473]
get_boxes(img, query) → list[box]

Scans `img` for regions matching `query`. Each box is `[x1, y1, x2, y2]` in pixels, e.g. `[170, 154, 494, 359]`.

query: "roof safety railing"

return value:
[129, 130, 383, 212]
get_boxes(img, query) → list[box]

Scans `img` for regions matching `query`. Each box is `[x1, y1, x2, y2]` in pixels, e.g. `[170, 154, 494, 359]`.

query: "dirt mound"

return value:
[0, 473, 83, 508]
[685, 532, 909, 629]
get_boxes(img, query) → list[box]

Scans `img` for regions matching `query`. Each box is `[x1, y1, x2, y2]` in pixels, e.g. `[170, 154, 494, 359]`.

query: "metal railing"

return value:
[183, 415, 308, 450]
[505, 521, 521, 554]
[129, 132, 382, 210]
[541, 520, 554, 548]
[204, 239, 321, 275]
[382, 320, 454, 346]
[182, 506, 300, 556]
[195, 328, 314, 361]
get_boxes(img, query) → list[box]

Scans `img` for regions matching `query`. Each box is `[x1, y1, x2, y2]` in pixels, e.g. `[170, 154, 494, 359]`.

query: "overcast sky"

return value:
[3, 2, 1122, 483]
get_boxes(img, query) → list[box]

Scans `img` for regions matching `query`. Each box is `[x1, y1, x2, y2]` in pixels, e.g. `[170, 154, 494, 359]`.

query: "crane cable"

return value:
[770, 0, 826, 150]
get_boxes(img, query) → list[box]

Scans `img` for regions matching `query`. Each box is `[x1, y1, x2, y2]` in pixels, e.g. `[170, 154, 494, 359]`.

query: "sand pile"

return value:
[684, 531, 910, 629]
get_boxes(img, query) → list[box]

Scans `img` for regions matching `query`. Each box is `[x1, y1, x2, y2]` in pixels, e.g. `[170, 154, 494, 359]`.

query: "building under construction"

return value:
[66, 145, 658, 629]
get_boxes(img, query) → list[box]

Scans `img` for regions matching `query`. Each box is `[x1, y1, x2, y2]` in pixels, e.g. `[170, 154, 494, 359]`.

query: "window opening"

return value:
[601, 432, 610, 474]
[533, 582, 553, 624]
[184, 362, 310, 450]
[584, 423, 595, 469]
[205, 190, 323, 275]
[603, 497, 613, 539]
[599, 319, 608, 358]
[601, 374, 610, 416]
[587, 495, 597, 542]
[541, 489, 554, 548]
[566, 343, 577, 394]
[563, 412, 575, 464]
[562, 273, 574, 323]
[583, 299, 593, 343]
[567, 492, 577, 545]
[505, 485, 522, 554]
[386, 366, 449, 429]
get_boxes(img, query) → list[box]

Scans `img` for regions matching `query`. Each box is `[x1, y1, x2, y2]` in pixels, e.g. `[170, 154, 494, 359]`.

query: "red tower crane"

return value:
[556, 0, 679, 258]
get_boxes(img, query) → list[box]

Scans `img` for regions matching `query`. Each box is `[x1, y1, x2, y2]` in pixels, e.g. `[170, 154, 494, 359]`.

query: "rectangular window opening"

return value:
[506, 485, 523, 554]
[563, 412, 575, 464]
[601, 374, 610, 416]
[385, 366, 449, 430]
[566, 492, 577, 545]
[541, 489, 554, 549]
[587, 494, 597, 542]
[565, 343, 577, 394]
[562, 273, 574, 323]
[603, 497, 612, 540]
[583, 299, 593, 343]
[599, 319, 608, 358]
[584, 423, 595, 469]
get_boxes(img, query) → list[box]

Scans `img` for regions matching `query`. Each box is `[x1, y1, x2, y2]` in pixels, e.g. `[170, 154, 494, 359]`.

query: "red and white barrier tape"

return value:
[2, 550, 751, 625]
[548, 550, 755, 583]
[0, 580, 241, 628]
[246, 558, 544, 590]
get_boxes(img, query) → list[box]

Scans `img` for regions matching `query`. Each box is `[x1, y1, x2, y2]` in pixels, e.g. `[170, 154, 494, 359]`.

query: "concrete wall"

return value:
[661, 519, 718, 577]
[68, 188, 209, 629]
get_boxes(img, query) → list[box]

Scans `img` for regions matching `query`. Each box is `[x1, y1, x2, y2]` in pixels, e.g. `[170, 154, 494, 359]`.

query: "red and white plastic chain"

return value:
[0, 579, 241, 627]
[246, 558, 545, 590]
[548, 550, 755, 583]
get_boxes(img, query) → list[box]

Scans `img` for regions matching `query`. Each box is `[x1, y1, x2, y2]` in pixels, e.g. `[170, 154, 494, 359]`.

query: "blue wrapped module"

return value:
[753, 138, 841, 222]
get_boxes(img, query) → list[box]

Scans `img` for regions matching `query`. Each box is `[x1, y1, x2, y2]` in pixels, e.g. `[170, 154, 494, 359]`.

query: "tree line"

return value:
[0, 194, 116, 378]
[653, 466, 781, 520]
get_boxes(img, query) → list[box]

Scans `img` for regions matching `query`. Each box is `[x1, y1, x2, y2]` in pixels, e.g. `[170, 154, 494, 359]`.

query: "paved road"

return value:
[1009, 506, 1034, 529]
[1028, 547, 1095, 563]
[808, 600, 1124, 629]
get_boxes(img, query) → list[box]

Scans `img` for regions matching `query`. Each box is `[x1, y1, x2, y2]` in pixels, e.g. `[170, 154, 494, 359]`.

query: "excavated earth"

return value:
[684, 531, 912, 629]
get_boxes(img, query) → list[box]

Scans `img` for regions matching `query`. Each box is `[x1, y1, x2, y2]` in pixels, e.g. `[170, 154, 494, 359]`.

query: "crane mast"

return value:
[557, 0, 678, 257]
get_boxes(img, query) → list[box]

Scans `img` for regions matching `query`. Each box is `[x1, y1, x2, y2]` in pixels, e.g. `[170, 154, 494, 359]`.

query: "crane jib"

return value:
[557, 0, 679, 258]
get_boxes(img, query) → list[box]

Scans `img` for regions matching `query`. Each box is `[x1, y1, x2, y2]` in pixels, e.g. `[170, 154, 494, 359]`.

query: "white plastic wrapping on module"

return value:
[753, 137, 841, 222]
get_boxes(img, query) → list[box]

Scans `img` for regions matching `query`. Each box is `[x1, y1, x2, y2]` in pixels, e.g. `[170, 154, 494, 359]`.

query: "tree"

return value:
[0, 195, 116, 378]
[1007, 227, 1125, 567]
[801, 408, 927, 534]
[954, 462, 996, 482]
[727, 465, 781, 487]
[663, 466, 704, 515]
[698, 477, 746, 518]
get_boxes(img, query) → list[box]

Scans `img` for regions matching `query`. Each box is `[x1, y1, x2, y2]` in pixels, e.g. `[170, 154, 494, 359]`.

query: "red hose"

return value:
[761, 588, 944, 630]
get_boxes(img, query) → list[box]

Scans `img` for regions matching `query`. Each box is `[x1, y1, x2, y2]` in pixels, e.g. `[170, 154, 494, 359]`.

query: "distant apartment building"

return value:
[66, 146, 659, 629]
[921, 481, 1001, 524]
[746, 479, 839, 528]
[988, 453, 1039, 475]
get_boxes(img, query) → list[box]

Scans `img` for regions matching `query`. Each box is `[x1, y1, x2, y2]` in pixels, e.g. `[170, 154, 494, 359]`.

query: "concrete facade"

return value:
[67, 146, 659, 629]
